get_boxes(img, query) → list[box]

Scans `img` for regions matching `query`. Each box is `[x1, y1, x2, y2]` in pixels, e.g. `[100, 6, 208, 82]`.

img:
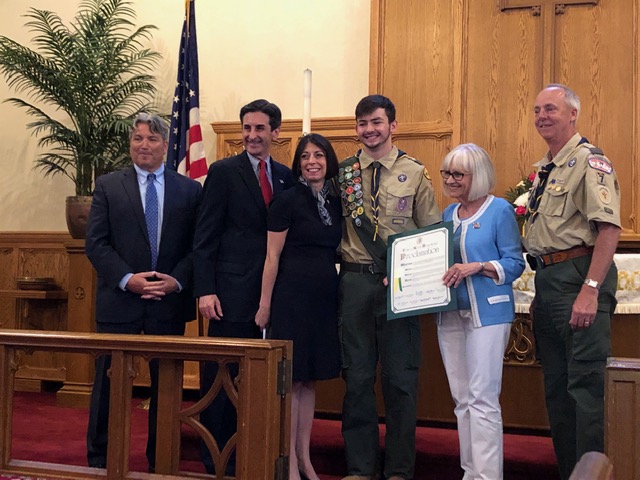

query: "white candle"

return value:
[303, 69, 312, 134]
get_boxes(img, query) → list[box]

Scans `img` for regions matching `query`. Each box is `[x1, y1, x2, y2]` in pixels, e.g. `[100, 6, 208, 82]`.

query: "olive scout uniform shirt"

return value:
[523, 133, 621, 255]
[340, 146, 441, 260]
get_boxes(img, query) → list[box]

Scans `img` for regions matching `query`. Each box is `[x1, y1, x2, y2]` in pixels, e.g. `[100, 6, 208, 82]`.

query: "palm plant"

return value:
[0, 0, 160, 196]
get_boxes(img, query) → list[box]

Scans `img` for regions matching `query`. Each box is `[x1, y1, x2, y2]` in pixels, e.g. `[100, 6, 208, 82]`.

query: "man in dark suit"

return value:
[85, 113, 202, 471]
[193, 99, 294, 474]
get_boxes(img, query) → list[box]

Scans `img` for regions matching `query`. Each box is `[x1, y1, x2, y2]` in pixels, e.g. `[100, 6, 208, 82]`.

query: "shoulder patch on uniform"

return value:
[588, 157, 613, 174]
[422, 167, 432, 182]
[397, 153, 423, 166]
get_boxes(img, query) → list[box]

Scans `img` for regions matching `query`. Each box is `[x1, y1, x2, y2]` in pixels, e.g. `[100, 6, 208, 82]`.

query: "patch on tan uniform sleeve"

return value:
[597, 186, 612, 204]
[588, 156, 613, 174]
[422, 167, 431, 182]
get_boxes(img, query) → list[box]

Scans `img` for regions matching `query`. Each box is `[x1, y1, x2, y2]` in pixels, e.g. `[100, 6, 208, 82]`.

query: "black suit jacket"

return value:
[193, 151, 294, 322]
[86, 166, 202, 325]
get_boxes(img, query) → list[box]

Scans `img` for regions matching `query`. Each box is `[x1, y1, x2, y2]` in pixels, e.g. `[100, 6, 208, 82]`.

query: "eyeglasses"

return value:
[440, 170, 467, 180]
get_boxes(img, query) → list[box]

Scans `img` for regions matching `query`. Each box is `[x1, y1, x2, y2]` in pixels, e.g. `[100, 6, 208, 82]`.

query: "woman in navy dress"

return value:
[256, 133, 341, 480]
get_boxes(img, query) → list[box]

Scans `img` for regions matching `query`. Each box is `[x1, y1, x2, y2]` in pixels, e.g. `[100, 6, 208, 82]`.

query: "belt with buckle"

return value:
[341, 262, 384, 274]
[530, 245, 593, 270]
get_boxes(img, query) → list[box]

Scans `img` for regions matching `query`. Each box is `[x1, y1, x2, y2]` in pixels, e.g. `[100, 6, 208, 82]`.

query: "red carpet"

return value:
[7, 391, 559, 479]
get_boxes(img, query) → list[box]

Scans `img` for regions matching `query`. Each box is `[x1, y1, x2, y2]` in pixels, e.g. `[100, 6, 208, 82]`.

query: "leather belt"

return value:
[530, 245, 593, 270]
[341, 262, 385, 274]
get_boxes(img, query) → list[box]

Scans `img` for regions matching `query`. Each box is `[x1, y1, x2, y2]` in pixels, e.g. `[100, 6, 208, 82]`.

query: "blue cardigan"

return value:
[442, 195, 525, 327]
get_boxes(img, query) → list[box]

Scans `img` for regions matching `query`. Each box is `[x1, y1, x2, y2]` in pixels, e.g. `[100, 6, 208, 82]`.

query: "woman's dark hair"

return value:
[291, 133, 339, 181]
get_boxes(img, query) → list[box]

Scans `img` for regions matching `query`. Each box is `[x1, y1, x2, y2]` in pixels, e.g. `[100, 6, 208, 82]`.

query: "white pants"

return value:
[437, 310, 512, 480]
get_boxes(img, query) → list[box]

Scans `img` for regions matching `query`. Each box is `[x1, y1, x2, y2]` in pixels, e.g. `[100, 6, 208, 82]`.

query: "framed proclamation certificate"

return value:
[387, 221, 457, 320]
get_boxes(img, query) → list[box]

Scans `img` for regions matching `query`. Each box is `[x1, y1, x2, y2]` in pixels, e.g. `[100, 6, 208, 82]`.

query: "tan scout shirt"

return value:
[523, 133, 621, 257]
[340, 146, 441, 264]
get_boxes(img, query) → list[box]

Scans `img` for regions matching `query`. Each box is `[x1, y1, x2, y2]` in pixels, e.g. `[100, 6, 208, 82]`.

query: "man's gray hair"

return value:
[545, 83, 581, 121]
[130, 113, 169, 141]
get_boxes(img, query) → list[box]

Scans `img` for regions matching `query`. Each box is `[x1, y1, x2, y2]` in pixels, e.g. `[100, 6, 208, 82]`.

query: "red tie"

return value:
[259, 159, 273, 205]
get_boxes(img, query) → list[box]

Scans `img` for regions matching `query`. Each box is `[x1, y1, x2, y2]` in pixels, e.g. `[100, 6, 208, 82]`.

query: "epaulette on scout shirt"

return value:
[399, 152, 433, 183]
[582, 144, 614, 175]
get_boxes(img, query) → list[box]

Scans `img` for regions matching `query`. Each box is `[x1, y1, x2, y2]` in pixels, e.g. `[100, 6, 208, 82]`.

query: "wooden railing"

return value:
[0, 329, 292, 480]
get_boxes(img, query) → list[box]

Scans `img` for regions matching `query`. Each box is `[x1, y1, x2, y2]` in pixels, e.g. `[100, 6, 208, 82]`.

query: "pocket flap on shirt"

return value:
[487, 294, 510, 305]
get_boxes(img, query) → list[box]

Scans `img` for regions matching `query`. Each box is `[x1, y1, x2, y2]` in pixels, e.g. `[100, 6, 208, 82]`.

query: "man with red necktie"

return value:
[192, 99, 294, 475]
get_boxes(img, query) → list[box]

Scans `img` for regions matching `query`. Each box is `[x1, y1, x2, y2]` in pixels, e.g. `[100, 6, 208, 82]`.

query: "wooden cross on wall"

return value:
[499, 0, 599, 81]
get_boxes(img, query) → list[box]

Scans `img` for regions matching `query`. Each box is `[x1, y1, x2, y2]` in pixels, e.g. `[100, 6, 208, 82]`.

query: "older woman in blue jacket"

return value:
[438, 143, 525, 480]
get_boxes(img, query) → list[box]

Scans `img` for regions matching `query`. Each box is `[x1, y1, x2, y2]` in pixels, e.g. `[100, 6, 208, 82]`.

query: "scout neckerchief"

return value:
[526, 137, 592, 224]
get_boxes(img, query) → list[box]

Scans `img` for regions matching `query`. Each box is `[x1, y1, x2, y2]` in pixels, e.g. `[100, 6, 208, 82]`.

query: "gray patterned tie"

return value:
[145, 173, 158, 269]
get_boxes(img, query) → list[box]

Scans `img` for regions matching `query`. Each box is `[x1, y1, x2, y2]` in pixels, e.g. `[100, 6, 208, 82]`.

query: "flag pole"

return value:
[185, 0, 190, 31]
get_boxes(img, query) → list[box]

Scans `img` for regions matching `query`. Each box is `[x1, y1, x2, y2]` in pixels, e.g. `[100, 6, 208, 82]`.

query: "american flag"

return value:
[167, 0, 207, 181]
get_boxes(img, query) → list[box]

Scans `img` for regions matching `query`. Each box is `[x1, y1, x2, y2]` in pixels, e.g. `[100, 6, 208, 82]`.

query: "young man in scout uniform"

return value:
[337, 94, 441, 480]
[523, 84, 621, 480]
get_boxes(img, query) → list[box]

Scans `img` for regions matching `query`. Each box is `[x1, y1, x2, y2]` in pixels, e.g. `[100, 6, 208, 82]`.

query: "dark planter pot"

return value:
[65, 196, 92, 239]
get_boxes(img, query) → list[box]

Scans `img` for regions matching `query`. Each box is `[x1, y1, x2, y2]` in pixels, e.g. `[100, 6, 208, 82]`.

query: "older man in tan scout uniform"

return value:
[523, 84, 621, 480]
[338, 94, 441, 480]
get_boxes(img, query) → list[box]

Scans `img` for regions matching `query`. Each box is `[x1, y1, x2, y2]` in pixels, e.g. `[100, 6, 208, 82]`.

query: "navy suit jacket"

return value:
[86, 166, 202, 325]
[193, 151, 294, 323]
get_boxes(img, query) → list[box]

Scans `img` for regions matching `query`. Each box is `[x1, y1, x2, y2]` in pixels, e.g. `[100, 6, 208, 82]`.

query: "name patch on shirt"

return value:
[487, 295, 510, 305]
[588, 157, 613, 174]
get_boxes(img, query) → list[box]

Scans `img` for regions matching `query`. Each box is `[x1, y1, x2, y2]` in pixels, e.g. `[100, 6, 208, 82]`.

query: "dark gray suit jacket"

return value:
[193, 151, 294, 323]
[86, 166, 202, 325]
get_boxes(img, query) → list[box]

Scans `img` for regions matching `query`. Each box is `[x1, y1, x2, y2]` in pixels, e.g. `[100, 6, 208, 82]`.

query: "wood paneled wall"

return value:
[370, 0, 640, 242]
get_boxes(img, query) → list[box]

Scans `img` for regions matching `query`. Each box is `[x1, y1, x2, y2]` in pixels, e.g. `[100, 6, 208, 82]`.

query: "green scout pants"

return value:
[338, 270, 421, 479]
[533, 255, 617, 480]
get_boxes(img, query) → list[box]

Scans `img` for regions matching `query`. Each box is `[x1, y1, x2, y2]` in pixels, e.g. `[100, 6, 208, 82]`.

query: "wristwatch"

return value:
[479, 262, 486, 272]
[583, 278, 600, 290]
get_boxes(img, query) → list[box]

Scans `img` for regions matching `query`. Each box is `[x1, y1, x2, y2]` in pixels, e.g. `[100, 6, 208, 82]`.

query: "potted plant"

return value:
[0, 0, 160, 238]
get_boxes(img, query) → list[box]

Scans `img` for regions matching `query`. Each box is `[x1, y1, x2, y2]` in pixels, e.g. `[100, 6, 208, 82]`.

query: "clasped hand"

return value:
[126, 271, 178, 301]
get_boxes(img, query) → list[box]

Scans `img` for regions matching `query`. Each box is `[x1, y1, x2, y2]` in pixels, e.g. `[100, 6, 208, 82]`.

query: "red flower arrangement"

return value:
[504, 171, 536, 229]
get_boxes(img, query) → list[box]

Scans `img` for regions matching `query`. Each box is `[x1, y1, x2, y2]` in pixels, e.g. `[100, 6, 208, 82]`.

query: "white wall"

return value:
[0, 0, 370, 230]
